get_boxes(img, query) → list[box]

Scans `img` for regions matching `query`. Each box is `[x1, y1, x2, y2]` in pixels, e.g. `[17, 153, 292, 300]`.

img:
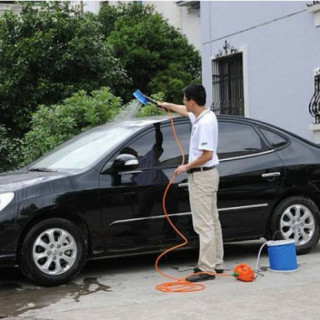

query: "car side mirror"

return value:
[112, 153, 139, 171]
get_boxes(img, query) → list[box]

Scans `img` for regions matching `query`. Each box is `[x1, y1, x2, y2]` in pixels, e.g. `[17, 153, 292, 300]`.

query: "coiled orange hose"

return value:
[155, 111, 231, 293]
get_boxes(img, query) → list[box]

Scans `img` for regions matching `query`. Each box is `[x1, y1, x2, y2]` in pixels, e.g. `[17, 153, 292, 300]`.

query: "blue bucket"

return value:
[133, 89, 149, 105]
[267, 240, 298, 272]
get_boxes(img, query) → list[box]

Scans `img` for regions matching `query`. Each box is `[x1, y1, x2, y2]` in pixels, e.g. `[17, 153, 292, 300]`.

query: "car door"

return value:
[99, 120, 192, 253]
[217, 119, 285, 240]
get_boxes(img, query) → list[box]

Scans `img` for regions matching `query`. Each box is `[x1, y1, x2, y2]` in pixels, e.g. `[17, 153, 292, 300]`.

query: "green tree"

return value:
[100, 2, 201, 103]
[0, 1, 128, 134]
[22, 87, 122, 164]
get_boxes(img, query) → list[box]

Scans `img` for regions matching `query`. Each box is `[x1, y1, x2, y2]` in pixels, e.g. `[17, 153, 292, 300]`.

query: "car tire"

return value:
[19, 218, 88, 286]
[271, 196, 320, 255]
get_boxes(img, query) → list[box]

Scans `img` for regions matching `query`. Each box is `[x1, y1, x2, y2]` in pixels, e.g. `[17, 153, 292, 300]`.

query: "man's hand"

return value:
[157, 102, 170, 111]
[158, 102, 189, 117]
[174, 164, 189, 176]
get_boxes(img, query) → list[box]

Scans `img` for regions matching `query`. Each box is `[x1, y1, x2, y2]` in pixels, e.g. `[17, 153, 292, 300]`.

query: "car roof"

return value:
[94, 114, 318, 148]
[98, 114, 250, 127]
[101, 114, 274, 128]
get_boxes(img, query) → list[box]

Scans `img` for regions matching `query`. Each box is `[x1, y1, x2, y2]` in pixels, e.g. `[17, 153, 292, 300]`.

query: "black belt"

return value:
[187, 166, 215, 174]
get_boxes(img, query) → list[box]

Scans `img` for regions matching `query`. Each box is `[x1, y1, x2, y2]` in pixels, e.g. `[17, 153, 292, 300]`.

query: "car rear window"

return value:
[218, 121, 267, 159]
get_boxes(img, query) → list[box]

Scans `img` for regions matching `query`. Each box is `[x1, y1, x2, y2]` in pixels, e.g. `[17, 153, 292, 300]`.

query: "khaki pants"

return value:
[188, 168, 224, 272]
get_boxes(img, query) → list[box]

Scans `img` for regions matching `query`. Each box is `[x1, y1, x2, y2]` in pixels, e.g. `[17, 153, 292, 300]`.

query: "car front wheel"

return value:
[271, 196, 320, 254]
[20, 218, 88, 286]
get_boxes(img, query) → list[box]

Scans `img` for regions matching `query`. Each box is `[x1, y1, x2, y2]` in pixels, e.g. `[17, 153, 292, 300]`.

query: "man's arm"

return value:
[158, 102, 189, 118]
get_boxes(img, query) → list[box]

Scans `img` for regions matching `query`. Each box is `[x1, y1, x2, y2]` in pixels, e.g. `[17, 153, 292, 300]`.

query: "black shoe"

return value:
[194, 267, 224, 274]
[215, 268, 224, 274]
[186, 273, 215, 283]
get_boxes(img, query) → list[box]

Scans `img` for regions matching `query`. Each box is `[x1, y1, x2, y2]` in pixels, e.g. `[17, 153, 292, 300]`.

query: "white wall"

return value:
[144, 1, 200, 50]
[201, 1, 320, 141]
[82, 0, 102, 13]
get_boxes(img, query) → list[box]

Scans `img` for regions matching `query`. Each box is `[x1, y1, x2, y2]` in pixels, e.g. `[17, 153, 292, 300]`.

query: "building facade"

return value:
[201, 1, 320, 141]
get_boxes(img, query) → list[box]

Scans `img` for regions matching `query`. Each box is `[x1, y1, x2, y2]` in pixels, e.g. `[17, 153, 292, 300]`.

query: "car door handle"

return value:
[261, 172, 281, 178]
[178, 182, 189, 188]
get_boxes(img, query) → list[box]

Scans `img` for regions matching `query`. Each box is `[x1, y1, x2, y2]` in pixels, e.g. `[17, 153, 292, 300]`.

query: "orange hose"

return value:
[155, 111, 232, 293]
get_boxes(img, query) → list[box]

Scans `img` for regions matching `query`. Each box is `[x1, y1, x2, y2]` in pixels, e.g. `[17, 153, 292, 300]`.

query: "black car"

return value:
[1, 115, 320, 286]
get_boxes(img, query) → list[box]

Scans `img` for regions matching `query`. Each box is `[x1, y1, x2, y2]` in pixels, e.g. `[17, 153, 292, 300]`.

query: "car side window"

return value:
[119, 123, 190, 169]
[218, 121, 266, 159]
[259, 127, 288, 149]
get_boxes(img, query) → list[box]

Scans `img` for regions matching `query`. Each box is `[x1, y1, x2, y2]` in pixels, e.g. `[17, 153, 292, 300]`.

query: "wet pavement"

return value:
[1, 240, 320, 320]
[0, 272, 112, 317]
[0, 259, 118, 318]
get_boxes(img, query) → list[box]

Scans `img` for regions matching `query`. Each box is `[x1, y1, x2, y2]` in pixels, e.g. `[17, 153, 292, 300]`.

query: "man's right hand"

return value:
[157, 102, 170, 111]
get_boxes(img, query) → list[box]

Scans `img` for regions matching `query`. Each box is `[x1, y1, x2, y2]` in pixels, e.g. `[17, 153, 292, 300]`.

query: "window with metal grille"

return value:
[212, 53, 244, 116]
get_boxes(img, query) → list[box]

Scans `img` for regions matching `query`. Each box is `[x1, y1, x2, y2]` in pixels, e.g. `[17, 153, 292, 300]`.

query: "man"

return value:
[158, 84, 224, 282]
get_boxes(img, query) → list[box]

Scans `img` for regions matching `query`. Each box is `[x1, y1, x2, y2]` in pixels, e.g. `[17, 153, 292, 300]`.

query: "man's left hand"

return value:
[175, 164, 188, 176]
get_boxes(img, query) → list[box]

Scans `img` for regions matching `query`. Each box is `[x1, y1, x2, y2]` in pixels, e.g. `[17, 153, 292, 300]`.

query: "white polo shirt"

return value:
[188, 109, 219, 167]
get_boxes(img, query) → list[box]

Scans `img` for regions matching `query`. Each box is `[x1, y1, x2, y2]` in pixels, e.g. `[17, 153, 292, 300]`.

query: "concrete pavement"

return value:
[1, 239, 320, 320]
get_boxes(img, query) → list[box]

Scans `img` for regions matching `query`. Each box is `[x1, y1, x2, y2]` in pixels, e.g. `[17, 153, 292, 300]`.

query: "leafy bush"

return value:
[0, 1, 200, 135]
[22, 87, 122, 164]
[0, 126, 24, 172]
[0, 1, 128, 134]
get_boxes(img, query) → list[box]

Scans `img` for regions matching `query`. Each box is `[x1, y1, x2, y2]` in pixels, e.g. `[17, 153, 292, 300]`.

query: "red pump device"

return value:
[233, 263, 256, 282]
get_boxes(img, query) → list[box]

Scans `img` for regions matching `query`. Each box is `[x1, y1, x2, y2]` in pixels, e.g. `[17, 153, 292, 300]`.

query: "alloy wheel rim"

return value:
[32, 228, 78, 275]
[280, 204, 315, 246]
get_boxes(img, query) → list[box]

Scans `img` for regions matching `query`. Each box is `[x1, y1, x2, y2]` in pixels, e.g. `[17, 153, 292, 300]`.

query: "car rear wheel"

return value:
[20, 218, 88, 286]
[271, 196, 320, 254]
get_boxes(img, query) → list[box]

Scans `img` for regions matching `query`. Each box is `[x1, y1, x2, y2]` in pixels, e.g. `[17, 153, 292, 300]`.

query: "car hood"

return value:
[0, 170, 67, 193]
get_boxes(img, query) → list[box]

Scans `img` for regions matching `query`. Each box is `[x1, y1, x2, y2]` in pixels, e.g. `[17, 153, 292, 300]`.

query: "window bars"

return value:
[211, 52, 244, 116]
[309, 72, 320, 124]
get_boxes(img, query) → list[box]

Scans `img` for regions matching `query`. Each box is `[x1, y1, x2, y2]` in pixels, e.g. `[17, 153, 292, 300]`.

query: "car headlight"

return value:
[0, 192, 14, 212]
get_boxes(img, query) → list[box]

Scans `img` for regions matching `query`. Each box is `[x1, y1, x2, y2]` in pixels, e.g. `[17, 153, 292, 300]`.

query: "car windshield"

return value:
[28, 124, 141, 171]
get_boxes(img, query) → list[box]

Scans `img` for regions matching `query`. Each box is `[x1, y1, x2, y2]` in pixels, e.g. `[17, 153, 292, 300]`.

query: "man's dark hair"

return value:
[183, 84, 206, 106]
